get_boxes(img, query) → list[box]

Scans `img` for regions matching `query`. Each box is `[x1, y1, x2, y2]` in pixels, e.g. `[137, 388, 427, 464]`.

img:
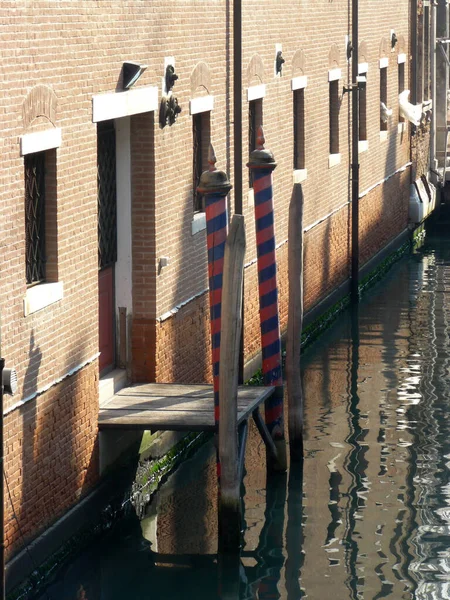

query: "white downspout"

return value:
[430, 0, 438, 175]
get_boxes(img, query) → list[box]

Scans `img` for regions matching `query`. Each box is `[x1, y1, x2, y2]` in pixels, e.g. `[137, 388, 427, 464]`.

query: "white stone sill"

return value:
[328, 153, 341, 169]
[23, 282, 63, 316]
[358, 140, 369, 154]
[293, 169, 307, 184]
[380, 130, 388, 142]
[191, 212, 206, 235]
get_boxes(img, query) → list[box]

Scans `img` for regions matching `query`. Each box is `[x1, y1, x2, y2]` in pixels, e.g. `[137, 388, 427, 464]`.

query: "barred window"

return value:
[25, 152, 46, 285]
[380, 66, 388, 132]
[97, 120, 117, 271]
[293, 88, 305, 170]
[359, 73, 368, 142]
[398, 62, 405, 123]
[329, 80, 340, 155]
[193, 111, 211, 213]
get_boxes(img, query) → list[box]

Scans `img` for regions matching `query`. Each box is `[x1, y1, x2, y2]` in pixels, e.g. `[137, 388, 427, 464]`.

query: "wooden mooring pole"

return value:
[286, 184, 305, 461]
[218, 215, 246, 552]
[247, 127, 286, 472]
[197, 144, 232, 478]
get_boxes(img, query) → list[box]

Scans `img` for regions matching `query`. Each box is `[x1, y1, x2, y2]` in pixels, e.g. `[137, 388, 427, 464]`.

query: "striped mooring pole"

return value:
[248, 127, 286, 470]
[198, 145, 232, 477]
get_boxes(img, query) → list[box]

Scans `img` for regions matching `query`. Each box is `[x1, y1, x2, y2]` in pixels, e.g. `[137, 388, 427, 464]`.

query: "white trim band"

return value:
[379, 57, 389, 69]
[291, 76, 308, 91]
[398, 53, 406, 64]
[304, 201, 350, 234]
[359, 162, 412, 199]
[20, 128, 61, 156]
[189, 95, 214, 115]
[92, 86, 158, 122]
[247, 84, 266, 102]
[4, 352, 100, 416]
[328, 68, 342, 82]
[158, 289, 209, 322]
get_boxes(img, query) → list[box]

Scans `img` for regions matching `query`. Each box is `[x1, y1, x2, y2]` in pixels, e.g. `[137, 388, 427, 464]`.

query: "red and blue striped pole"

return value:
[248, 127, 286, 468]
[198, 145, 232, 461]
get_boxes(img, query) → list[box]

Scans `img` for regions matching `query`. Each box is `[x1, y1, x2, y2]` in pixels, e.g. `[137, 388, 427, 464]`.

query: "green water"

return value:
[36, 228, 450, 599]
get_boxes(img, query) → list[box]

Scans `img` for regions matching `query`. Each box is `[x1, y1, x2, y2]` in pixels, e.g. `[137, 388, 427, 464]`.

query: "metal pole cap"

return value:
[197, 144, 232, 195]
[247, 126, 277, 169]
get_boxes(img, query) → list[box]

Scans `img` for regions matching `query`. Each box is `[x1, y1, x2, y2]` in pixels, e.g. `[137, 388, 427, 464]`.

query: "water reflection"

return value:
[36, 231, 450, 600]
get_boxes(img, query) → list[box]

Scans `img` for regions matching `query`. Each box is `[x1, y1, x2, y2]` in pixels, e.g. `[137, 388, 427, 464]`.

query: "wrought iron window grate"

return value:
[25, 152, 46, 285]
[97, 120, 117, 271]
[193, 114, 204, 212]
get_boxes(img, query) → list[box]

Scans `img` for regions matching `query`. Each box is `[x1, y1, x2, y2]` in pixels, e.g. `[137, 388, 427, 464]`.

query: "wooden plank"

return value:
[98, 385, 275, 432]
[286, 183, 305, 461]
[99, 409, 216, 431]
[218, 214, 246, 552]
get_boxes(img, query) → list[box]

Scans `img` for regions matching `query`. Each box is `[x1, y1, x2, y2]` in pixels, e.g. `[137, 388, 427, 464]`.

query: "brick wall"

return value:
[0, 0, 416, 559]
[3, 361, 99, 559]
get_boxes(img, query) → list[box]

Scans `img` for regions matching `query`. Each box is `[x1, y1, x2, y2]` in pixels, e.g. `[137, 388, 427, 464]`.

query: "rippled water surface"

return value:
[38, 230, 450, 600]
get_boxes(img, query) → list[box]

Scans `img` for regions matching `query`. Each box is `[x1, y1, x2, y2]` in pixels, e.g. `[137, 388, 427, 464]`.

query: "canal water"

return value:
[37, 228, 450, 600]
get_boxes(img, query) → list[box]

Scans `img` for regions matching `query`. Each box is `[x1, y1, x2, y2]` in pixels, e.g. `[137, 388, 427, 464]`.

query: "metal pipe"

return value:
[0, 358, 4, 600]
[411, 0, 418, 105]
[351, 0, 359, 302]
[233, 0, 243, 215]
[430, 0, 437, 172]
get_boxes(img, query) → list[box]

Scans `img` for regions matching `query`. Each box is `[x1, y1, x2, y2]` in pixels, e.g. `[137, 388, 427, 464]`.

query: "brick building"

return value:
[0, 0, 439, 579]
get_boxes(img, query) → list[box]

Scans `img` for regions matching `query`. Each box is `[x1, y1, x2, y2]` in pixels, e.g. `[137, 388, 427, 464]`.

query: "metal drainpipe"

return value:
[0, 357, 4, 600]
[430, 0, 438, 173]
[351, 0, 360, 303]
[233, 0, 244, 383]
[411, 0, 418, 106]
[233, 0, 242, 215]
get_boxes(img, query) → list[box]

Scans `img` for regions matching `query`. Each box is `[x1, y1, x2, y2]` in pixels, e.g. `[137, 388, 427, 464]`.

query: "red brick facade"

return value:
[0, 0, 429, 563]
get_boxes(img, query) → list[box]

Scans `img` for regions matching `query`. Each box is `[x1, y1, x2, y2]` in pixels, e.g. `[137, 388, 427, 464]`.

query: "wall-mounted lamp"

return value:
[122, 61, 148, 90]
[346, 40, 354, 61]
[2, 367, 17, 395]
[159, 95, 182, 128]
[276, 51, 285, 75]
[165, 65, 178, 93]
[391, 31, 398, 49]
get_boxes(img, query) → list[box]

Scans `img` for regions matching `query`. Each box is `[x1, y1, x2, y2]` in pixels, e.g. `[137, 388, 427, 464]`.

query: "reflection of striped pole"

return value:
[248, 127, 285, 446]
[198, 145, 232, 440]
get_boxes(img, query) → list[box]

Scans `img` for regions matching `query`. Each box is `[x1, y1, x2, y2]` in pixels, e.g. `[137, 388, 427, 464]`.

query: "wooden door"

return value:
[98, 267, 114, 372]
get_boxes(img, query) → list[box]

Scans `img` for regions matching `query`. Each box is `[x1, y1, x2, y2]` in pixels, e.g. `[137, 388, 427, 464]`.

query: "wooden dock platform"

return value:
[98, 383, 275, 432]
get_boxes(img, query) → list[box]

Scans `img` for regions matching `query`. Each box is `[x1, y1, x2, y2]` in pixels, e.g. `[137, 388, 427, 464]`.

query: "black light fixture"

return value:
[391, 31, 398, 49]
[122, 61, 148, 90]
[346, 39, 354, 61]
[165, 65, 178, 93]
[159, 95, 182, 128]
[276, 51, 285, 75]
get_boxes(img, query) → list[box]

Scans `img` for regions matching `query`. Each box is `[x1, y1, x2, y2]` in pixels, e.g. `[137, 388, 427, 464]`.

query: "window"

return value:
[293, 88, 305, 170]
[359, 73, 367, 143]
[97, 120, 117, 271]
[249, 99, 263, 187]
[329, 80, 340, 155]
[398, 62, 405, 123]
[193, 111, 211, 212]
[380, 66, 388, 132]
[25, 150, 57, 285]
